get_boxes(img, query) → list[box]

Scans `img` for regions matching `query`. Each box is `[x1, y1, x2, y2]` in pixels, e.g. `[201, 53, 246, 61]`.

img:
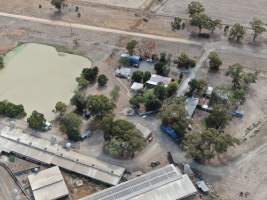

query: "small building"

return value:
[28, 166, 69, 200]
[185, 97, 199, 118]
[121, 53, 141, 67]
[146, 74, 172, 87]
[115, 67, 131, 79]
[131, 82, 144, 92]
[205, 86, 213, 97]
[135, 123, 152, 140]
[80, 164, 197, 200]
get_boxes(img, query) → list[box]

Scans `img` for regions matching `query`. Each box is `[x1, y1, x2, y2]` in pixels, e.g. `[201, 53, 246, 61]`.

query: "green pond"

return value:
[0, 43, 91, 120]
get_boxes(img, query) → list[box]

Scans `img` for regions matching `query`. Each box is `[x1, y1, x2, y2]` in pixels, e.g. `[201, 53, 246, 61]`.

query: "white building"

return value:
[28, 166, 69, 200]
[146, 74, 172, 87]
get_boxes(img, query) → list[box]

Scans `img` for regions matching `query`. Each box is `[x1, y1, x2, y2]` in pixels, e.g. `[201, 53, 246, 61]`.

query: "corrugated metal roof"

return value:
[0, 126, 125, 185]
[28, 166, 69, 200]
[80, 164, 197, 200]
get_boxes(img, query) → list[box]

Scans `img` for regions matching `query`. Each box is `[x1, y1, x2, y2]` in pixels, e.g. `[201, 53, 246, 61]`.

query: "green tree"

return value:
[188, 1, 205, 17]
[226, 63, 257, 90]
[250, 17, 266, 42]
[55, 101, 67, 116]
[143, 71, 151, 83]
[154, 53, 170, 76]
[51, 0, 65, 12]
[0, 101, 26, 119]
[208, 51, 222, 71]
[144, 93, 162, 111]
[188, 79, 207, 95]
[177, 53, 196, 68]
[205, 105, 231, 129]
[129, 95, 145, 109]
[60, 112, 82, 141]
[126, 40, 138, 55]
[76, 75, 89, 90]
[167, 81, 178, 96]
[206, 19, 222, 33]
[102, 118, 145, 158]
[184, 128, 239, 163]
[229, 23, 246, 42]
[160, 98, 190, 137]
[71, 91, 87, 113]
[171, 17, 182, 31]
[82, 66, 99, 83]
[87, 95, 114, 120]
[131, 71, 144, 83]
[119, 57, 130, 67]
[98, 74, 108, 87]
[154, 84, 167, 101]
[190, 13, 210, 34]
[0, 56, 4, 69]
[27, 111, 46, 130]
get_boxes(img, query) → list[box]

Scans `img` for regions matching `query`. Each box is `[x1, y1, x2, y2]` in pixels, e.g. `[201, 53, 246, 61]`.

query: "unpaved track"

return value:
[0, 12, 201, 46]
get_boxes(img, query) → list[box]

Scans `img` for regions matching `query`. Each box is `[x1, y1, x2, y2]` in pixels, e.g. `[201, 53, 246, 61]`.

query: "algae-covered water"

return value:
[0, 43, 91, 120]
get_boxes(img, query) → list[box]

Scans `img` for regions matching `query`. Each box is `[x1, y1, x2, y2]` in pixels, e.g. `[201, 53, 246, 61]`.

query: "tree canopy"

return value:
[229, 23, 246, 42]
[71, 91, 87, 113]
[250, 17, 266, 42]
[98, 74, 108, 87]
[102, 117, 145, 158]
[82, 66, 99, 83]
[177, 53, 196, 68]
[187, 1, 205, 17]
[27, 111, 46, 130]
[208, 51, 222, 71]
[205, 104, 231, 129]
[131, 70, 144, 83]
[160, 98, 190, 138]
[51, 0, 65, 12]
[184, 128, 239, 163]
[60, 112, 82, 141]
[55, 101, 67, 117]
[87, 95, 114, 120]
[0, 100, 26, 119]
[126, 40, 138, 55]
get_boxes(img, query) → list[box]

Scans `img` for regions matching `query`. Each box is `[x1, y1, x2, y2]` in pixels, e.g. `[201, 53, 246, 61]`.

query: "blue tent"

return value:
[160, 125, 180, 142]
[121, 53, 141, 67]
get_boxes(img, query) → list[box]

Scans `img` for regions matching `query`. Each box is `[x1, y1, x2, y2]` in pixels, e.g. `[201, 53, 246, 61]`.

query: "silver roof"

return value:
[80, 164, 197, 200]
[0, 126, 125, 185]
[28, 166, 69, 200]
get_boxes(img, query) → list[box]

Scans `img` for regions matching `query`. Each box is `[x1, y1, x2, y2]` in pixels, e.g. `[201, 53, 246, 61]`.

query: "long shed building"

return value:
[80, 164, 197, 200]
[0, 125, 125, 185]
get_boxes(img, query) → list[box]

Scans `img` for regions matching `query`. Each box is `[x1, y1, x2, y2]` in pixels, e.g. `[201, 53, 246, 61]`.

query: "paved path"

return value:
[0, 12, 201, 46]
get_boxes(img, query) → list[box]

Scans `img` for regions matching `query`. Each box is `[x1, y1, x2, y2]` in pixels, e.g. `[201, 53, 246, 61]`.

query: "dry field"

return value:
[155, 0, 267, 26]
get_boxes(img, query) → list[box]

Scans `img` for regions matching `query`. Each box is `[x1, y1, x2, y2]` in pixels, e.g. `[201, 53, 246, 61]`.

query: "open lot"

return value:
[155, 0, 267, 26]
[72, 0, 153, 9]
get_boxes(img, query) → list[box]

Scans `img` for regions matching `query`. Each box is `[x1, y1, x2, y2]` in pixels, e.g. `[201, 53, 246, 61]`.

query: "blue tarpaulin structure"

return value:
[121, 53, 141, 67]
[160, 125, 180, 142]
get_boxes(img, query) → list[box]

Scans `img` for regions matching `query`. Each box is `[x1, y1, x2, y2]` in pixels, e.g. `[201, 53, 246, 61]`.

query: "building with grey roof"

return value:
[0, 126, 125, 185]
[146, 74, 172, 87]
[28, 166, 69, 200]
[80, 164, 197, 200]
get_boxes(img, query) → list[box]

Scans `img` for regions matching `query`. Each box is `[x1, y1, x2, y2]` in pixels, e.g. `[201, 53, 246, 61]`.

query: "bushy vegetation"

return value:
[98, 74, 108, 87]
[208, 51, 222, 71]
[160, 98, 190, 138]
[184, 128, 239, 163]
[0, 100, 26, 118]
[176, 53, 196, 68]
[154, 53, 170, 76]
[102, 116, 145, 158]
[60, 112, 82, 141]
[27, 111, 46, 130]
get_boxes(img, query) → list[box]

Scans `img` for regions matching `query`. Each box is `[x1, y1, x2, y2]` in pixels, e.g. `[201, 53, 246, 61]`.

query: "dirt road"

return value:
[0, 11, 201, 46]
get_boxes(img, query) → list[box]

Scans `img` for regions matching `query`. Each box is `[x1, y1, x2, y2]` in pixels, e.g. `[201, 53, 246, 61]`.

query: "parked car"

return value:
[42, 121, 52, 131]
[80, 128, 92, 140]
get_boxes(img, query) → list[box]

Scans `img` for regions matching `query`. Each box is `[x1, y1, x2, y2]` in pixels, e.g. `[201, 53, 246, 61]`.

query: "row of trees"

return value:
[173, 1, 266, 42]
[76, 66, 108, 89]
[0, 56, 4, 69]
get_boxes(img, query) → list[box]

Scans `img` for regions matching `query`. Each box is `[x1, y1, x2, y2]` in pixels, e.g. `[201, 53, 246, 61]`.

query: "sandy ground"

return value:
[196, 50, 267, 200]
